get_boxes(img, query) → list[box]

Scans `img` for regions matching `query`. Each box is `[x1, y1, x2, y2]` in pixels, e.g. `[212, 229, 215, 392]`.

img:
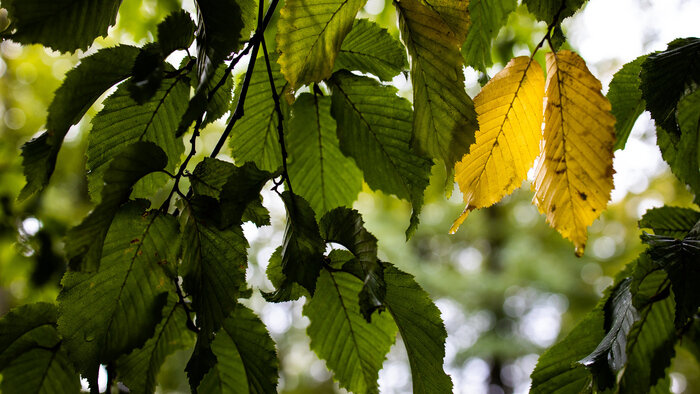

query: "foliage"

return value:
[0, 0, 698, 393]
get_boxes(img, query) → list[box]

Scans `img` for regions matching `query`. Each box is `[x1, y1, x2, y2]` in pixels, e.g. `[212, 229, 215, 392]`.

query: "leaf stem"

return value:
[173, 278, 200, 333]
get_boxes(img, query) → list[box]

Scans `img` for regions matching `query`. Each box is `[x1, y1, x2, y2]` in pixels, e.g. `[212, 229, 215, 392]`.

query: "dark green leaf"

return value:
[639, 206, 700, 239]
[115, 294, 196, 394]
[304, 269, 397, 394]
[19, 45, 140, 200]
[329, 71, 432, 238]
[198, 306, 279, 394]
[128, 44, 166, 105]
[640, 38, 700, 136]
[264, 247, 308, 302]
[66, 142, 168, 272]
[186, 338, 217, 391]
[383, 263, 453, 394]
[158, 10, 196, 55]
[462, 0, 517, 73]
[670, 89, 700, 200]
[523, 0, 586, 24]
[334, 19, 408, 81]
[1, 347, 80, 394]
[2, 0, 121, 52]
[608, 55, 648, 150]
[288, 93, 363, 217]
[58, 202, 179, 383]
[0, 302, 60, 370]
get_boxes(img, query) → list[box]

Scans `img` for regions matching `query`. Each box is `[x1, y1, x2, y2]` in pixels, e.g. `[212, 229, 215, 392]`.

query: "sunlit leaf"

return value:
[277, 0, 366, 89]
[452, 56, 544, 232]
[463, 0, 517, 73]
[608, 55, 648, 150]
[396, 0, 478, 170]
[533, 51, 616, 256]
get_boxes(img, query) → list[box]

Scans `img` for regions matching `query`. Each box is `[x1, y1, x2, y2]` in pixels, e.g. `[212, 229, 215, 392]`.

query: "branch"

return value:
[161, 118, 202, 212]
[173, 278, 200, 333]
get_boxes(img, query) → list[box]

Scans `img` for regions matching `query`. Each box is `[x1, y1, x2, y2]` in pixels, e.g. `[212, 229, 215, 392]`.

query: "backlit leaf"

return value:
[396, 0, 478, 170]
[1, 347, 80, 394]
[0, 303, 60, 370]
[533, 51, 616, 256]
[639, 206, 700, 239]
[608, 55, 648, 150]
[665, 89, 700, 201]
[452, 56, 544, 232]
[523, 0, 586, 24]
[462, 0, 518, 73]
[158, 10, 196, 55]
[277, 0, 366, 89]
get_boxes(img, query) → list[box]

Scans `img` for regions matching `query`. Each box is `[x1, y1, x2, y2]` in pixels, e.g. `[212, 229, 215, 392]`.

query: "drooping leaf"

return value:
[1, 0, 121, 52]
[333, 19, 408, 81]
[65, 142, 168, 272]
[128, 44, 166, 104]
[181, 196, 249, 340]
[287, 93, 363, 217]
[87, 72, 189, 201]
[640, 38, 700, 136]
[664, 89, 700, 200]
[19, 45, 140, 200]
[383, 264, 452, 394]
[186, 338, 218, 391]
[197, 306, 279, 394]
[1, 347, 80, 394]
[639, 206, 700, 239]
[533, 51, 616, 256]
[329, 71, 432, 237]
[115, 294, 195, 394]
[462, 0, 518, 73]
[608, 55, 648, 150]
[58, 202, 179, 383]
[277, 0, 366, 89]
[452, 56, 545, 232]
[264, 247, 308, 302]
[0, 303, 60, 370]
[395, 0, 478, 170]
[158, 9, 197, 55]
[523, 0, 586, 24]
[304, 268, 397, 394]
[230, 54, 286, 172]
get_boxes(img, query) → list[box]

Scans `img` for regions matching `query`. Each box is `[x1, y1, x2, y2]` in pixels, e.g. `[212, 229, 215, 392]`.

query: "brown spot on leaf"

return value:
[551, 204, 556, 212]
[579, 192, 587, 201]
[130, 239, 140, 244]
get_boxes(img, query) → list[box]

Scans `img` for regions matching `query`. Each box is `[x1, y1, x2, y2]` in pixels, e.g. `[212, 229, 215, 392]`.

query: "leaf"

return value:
[197, 306, 279, 394]
[639, 206, 700, 239]
[1, 347, 80, 394]
[1, 0, 121, 52]
[158, 10, 196, 55]
[608, 55, 648, 150]
[304, 269, 397, 394]
[395, 0, 478, 169]
[115, 294, 195, 394]
[182, 196, 249, 339]
[288, 93, 363, 217]
[523, 0, 586, 24]
[533, 51, 616, 256]
[451, 56, 545, 232]
[277, 0, 366, 89]
[333, 19, 408, 81]
[462, 0, 518, 73]
[87, 72, 189, 201]
[383, 264, 453, 394]
[65, 142, 168, 272]
[0, 303, 60, 370]
[128, 44, 166, 105]
[264, 247, 309, 302]
[640, 38, 700, 136]
[58, 202, 179, 383]
[230, 54, 286, 173]
[19, 45, 140, 200]
[329, 71, 432, 238]
[202, 63, 235, 127]
[664, 89, 700, 201]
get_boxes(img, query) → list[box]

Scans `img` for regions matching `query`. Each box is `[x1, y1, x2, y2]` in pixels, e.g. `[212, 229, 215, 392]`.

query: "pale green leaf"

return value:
[608, 55, 648, 150]
[462, 0, 517, 73]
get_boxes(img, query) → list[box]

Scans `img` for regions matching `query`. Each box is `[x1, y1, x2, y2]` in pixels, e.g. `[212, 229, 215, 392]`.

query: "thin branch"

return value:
[161, 118, 202, 212]
[173, 278, 200, 333]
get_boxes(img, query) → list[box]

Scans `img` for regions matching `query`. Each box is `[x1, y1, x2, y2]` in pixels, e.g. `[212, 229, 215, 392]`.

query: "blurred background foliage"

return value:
[0, 0, 698, 393]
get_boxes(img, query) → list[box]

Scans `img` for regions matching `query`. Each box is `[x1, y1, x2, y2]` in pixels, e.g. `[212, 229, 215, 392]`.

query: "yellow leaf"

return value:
[533, 51, 616, 256]
[451, 56, 545, 233]
[277, 0, 366, 90]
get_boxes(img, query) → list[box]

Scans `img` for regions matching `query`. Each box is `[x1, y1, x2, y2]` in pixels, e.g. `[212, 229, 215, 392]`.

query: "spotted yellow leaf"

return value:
[451, 56, 545, 233]
[533, 51, 615, 256]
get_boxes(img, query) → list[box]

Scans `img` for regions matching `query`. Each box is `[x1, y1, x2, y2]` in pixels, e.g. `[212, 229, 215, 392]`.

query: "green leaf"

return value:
[182, 196, 249, 339]
[197, 306, 279, 394]
[19, 45, 140, 200]
[462, 0, 518, 73]
[65, 142, 169, 272]
[0, 303, 60, 370]
[58, 202, 179, 383]
[158, 10, 196, 55]
[333, 19, 408, 81]
[639, 206, 700, 239]
[288, 93, 363, 217]
[128, 45, 166, 105]
[670, 89, 700, 200]
[320, 208, 383, 321]
[608, 55, 648, 150]
[115, 294, 196, 394]
[202, 63, 235, 127]
[277, 0, 366, 89]
[579, 278, 639, 390]
[87, 72, 189, 201]
[230, 54, 286, 172]
[329, 71, 432, 237]
[640, 38, 700, 136]
[383, 264, 453, 394]
[304, 269, 397, 394]
[1, 0, 121, 52]
[395, 0, 478, 170]
[279, 192, 325, 295]
[1, 347, 80, 394]
[523, 0, 586, 24]
[265, 247, 309, 302]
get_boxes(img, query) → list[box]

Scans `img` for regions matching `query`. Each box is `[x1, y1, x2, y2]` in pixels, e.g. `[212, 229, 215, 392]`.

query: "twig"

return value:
[161, 118, 202, 212]
[173, 278, 200, 333]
